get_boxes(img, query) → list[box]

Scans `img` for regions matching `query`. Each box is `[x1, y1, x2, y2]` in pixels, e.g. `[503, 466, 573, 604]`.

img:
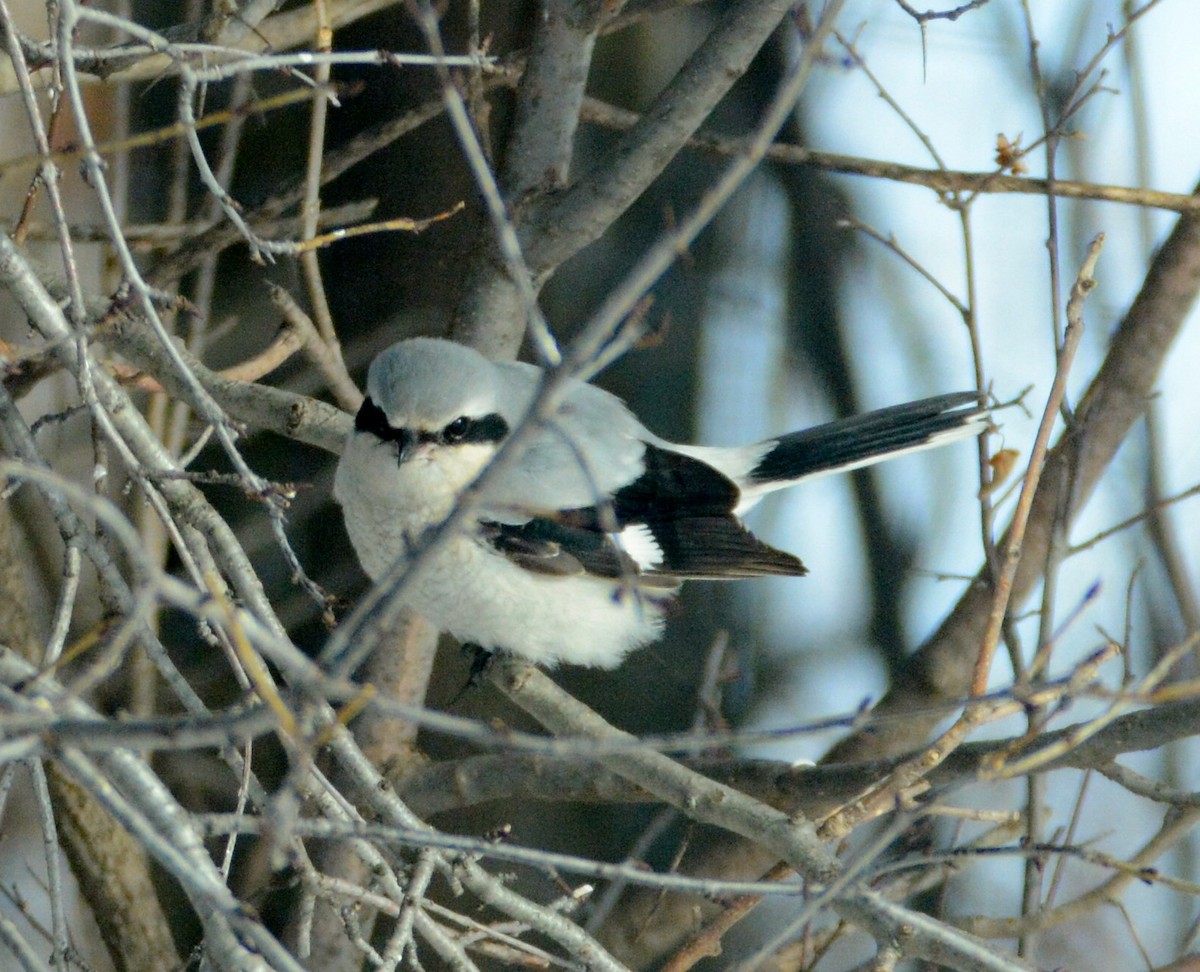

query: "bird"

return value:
[334, 337, 990, 670]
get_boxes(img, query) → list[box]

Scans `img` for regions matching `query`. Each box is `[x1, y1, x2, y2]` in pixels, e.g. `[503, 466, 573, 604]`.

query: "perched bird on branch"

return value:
[335, 338, 989, 669]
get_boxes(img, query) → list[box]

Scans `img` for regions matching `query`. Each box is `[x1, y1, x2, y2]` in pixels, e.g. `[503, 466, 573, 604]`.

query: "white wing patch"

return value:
[618, 523, 663, 571]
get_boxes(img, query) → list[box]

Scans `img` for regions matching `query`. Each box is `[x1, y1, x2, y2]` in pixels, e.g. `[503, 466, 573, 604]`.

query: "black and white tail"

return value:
[752, 391, 987, 481]
[611, 391, 989, 578]
[701, 392, 990, 511]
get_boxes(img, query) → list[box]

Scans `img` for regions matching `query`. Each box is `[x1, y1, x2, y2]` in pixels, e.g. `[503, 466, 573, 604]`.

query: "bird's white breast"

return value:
[334, 433, 671, 667]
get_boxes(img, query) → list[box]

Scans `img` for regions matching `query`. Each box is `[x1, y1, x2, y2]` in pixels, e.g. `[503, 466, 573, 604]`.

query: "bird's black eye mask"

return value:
[355, 397, 509, 449]
[354, 396, 404, 442]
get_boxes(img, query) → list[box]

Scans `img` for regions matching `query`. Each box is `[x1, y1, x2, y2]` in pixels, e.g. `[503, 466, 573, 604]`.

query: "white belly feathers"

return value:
[334, 430, 670, 668]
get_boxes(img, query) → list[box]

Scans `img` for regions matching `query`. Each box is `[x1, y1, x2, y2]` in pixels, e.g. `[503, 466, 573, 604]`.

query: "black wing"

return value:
[611, 444, 806, 579]
[482, 444, 805, 582]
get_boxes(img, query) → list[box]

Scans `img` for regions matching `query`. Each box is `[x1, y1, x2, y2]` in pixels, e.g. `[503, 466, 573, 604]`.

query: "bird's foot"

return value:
[446, 643, 494, 707]
[466, 643, 495, 683]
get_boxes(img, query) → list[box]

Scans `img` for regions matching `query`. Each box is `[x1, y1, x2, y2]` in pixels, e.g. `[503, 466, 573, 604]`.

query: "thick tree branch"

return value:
[395, 697, 1200, 817]
[491, 660, 1036, 972]
[500, 0, 601, 201]
[103, 315, 350, 455]
[453, 0, 799, 355]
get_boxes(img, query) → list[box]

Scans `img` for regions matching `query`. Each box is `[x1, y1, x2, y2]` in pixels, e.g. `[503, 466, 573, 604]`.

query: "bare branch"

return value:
[830, 181, 1200, 763]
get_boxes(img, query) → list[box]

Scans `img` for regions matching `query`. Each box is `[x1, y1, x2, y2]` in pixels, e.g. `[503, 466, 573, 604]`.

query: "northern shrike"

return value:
[334, 338, 990, 669]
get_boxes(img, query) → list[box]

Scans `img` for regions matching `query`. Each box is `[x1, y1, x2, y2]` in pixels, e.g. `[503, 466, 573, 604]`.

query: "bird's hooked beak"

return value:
[393, 427, 417, 465]
[353, 396, 419, 464]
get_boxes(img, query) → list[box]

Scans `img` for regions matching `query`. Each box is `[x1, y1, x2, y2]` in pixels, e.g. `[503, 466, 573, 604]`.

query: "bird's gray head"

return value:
[355, 338, 510, 462]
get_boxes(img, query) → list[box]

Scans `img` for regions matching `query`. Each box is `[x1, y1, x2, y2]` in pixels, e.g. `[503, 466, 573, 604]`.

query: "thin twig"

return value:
[971, 233, 1104, 695]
